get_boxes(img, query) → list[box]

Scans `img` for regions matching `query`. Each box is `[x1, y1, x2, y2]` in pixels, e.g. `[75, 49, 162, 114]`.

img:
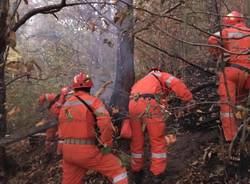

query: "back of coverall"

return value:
[208, 23, 250, 141]
[58, 91, 128, 184]
[129, 71, 193, 176]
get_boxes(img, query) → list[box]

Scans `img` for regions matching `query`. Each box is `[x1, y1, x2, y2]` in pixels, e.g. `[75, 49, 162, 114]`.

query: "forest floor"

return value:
[4, 67, 250, 184]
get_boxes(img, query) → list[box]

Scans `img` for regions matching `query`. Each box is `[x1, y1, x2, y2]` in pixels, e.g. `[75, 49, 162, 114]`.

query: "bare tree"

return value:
[110, 0, 135, 117]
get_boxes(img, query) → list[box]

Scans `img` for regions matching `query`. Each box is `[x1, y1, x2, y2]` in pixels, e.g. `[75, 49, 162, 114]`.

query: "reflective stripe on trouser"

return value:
[113, 172, 128, 184]
[62, 144, 128, 184]
[218, 68, 248, 141]
[147, 121, 167, 175]
[129, 99, 167, 175]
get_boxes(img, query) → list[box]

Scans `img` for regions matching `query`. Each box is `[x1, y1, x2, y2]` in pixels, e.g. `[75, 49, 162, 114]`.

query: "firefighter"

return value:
[38, 88, 70, 159]
[58, 72, 128, 184]
[129, 68, 193, 184]
[38, 92, 59, 156]
[208, 11, 250, 142]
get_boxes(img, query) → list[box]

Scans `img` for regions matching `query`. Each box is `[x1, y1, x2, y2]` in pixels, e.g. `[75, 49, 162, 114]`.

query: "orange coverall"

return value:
[58, 91, 128, 184]
[129, 71, 193, 176]
[208, 23, 250, 141]
[43, 94, 68, 154]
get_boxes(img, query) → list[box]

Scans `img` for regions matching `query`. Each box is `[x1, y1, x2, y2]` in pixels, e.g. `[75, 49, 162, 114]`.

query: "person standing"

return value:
[208, 11, 250, 142]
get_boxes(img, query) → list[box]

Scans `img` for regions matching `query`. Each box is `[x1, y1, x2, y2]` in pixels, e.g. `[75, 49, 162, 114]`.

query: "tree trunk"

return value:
[0, 1, 8, 137]
[0, 1, 8, 182]
[243, 0, 250, 27]
[110, 0, 135, 117]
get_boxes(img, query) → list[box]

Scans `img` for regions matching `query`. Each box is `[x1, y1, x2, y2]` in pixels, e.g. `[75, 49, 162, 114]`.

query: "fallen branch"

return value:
[0, 120, 57, 146]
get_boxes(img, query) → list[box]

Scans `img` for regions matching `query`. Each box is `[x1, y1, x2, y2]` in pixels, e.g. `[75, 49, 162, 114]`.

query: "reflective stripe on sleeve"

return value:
[113, 172, 128, 183]
[214, 32, 220, 37]
[165, 76, 175, 87]
[63, 100, 94, 107]
[94, 106, 106, 116]
[152, 152, 167, 158]
[220, 112, 234, 118]
[131, 153, 143, 158]
[228, 32, 246, 39]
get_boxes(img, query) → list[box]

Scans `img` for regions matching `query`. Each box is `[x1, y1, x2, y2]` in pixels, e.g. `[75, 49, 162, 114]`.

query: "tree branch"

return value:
[12, 0, 112, 32]
[136, 36, 216, 76]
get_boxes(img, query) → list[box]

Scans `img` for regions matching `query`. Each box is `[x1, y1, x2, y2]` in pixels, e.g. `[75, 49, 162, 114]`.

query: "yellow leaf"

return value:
[235, 111, 245, 119]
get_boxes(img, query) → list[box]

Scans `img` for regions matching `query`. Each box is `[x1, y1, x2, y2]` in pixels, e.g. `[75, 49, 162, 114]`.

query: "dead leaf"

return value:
[7, 106, 20, 116]
[114, 8, 128, 25]
[165, 134, 177, 145]
[112, 107, 119, 114]
[110, 0, 118, 4]
[88, 21, 96, 32]
[35, 119, 47, 127]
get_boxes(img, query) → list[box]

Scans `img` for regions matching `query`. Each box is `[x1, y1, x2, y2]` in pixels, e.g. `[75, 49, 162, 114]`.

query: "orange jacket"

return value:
[58, 91, 113, 146]
[131, 71, 193, 102]
[208, 23, 250, 68]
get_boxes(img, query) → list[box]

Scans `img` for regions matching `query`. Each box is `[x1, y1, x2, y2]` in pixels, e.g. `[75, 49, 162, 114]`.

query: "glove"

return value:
[60, 87, 69, 96]
[100, 144, 112, 154]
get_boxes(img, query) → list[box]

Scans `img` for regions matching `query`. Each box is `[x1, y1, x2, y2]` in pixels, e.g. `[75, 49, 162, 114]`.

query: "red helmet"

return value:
[223, 11, 244, 26]
[38, 93, 56, 105]
[72, 73, 93, 89]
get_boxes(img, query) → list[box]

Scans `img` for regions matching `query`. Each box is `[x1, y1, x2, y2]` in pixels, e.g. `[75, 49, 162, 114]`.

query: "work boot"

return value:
[133, 170, 144, 184]
[152, 173, 165, 184]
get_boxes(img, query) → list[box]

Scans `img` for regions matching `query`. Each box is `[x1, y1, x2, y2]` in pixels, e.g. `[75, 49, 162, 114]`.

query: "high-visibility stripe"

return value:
[63, 100, 93, 107]
[131, 153, 143, 158]
[228, 32, 246, 39]
[94, 106, 106, 116]
[223, 52, 230, 62]
[214, 32, 221, 37]
[113, 172, 127, 183]
[220, 112, 234, 118]
[165, 76, 175, 87]
[152, 152, 167, 158]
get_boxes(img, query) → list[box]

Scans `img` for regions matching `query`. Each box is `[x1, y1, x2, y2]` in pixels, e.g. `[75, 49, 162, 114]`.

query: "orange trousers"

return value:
[218, 67, 249, 141]
[62, 144, 128, 184]
[129, 98, 167, 176]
